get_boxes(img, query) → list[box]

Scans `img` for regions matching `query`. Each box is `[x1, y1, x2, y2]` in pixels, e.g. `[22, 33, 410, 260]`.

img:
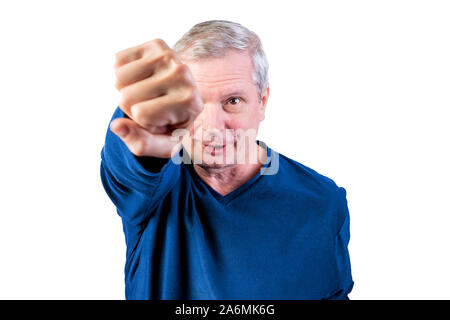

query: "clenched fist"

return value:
[110, 39, 203, 158]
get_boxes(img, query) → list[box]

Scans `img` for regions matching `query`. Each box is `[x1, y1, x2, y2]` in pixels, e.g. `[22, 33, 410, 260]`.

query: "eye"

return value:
[226, 97, 241, 105]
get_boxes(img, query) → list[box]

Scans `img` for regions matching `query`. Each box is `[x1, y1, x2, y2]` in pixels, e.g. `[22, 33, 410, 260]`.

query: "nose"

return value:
[196, 103, 226, 143]
[201, 103, 225, 130]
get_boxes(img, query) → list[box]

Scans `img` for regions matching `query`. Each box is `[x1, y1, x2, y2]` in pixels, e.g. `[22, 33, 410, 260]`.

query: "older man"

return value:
[100, 20, 353, 299]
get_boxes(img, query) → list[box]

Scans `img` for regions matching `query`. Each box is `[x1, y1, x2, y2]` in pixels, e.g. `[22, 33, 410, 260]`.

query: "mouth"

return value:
[202, 143, 227, 155]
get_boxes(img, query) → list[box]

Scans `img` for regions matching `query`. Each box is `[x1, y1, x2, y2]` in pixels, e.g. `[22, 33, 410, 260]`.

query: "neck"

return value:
[191, 141, 267, 196]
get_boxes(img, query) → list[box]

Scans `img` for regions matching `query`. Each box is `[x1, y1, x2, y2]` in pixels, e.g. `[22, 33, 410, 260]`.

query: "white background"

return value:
[0, 0, 449, 299]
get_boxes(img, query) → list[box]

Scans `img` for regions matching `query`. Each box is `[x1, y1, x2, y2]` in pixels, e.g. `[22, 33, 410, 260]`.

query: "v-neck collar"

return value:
[181, 140, 273, 206]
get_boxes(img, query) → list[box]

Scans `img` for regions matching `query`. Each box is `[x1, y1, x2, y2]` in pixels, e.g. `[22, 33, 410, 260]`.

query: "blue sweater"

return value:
[100, 107, 354, 300]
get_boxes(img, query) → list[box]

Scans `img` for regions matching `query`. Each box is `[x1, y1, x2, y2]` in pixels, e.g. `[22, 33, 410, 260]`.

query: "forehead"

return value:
[183, 50, 254, 90]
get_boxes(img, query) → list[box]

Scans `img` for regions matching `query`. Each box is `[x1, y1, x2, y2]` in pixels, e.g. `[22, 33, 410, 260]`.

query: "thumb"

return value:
[110, 118, 182, 158]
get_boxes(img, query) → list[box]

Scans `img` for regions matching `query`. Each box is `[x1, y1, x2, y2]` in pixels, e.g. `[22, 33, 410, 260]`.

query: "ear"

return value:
[258, 83, 269, 122]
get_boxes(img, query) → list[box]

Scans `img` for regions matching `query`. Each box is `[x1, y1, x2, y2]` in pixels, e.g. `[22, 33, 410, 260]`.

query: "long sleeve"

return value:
[326, 187, 354, 300]
[100, 106, 180, 227]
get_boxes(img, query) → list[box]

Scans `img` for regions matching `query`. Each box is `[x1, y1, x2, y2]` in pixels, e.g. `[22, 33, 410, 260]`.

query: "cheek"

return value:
[226, 118, 243, 130]
[226, 118, 259, 143]
[227, 111, 260, 132]
[226, 119, 245, 140]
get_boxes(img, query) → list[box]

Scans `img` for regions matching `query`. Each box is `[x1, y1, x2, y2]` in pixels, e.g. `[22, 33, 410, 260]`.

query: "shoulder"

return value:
[276, 151, 342, 195]
[275, 151, 349, 230]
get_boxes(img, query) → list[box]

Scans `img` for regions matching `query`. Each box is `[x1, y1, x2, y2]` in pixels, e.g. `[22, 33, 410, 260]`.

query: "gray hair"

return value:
[172, 20, 269, 102]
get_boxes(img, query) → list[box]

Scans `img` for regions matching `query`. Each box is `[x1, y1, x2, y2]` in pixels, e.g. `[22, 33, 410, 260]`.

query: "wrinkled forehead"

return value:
[182, 50, 256, 100]
[182, 50, 254, 84]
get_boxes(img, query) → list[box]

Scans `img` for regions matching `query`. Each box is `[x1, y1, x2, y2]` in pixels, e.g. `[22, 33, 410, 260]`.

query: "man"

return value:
[100, 20, 354, 299]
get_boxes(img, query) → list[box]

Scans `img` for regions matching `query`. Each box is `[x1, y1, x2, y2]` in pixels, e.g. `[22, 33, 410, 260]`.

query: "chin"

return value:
[190, 150, 235, 168]
[200, 161, 232, 168]
[196, 162, 235, 172]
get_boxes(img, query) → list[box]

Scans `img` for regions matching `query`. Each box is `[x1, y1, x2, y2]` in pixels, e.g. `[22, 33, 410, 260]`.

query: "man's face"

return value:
[180, 49, 269, 169]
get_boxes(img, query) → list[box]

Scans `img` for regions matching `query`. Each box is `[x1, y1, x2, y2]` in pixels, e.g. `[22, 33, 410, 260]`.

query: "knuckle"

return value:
[161, 49, 176, 62]
[114, 48, 130, 67]
[142, 52, 157, 64]
[114, 79, 122, 90]
[181, 88, 201, 110]
[114, 51, 123, 64]
[130, 104, 142, 120]
[131, 107, 150, 128]
[151, 38, 167, 48]
[171, 63, 190, 79]
[119, 94, 132, 110]
[154, 49, 175, 66]
[140, 54, 158, 72]
[131, 140, 146, 156]
[142, 49, 176, 73]
[114, 70, 125, 89]
[182, 88, 196, 104]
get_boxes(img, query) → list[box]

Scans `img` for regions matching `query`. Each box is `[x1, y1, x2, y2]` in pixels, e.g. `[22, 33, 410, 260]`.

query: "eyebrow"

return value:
[221, 90, 246, 99]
